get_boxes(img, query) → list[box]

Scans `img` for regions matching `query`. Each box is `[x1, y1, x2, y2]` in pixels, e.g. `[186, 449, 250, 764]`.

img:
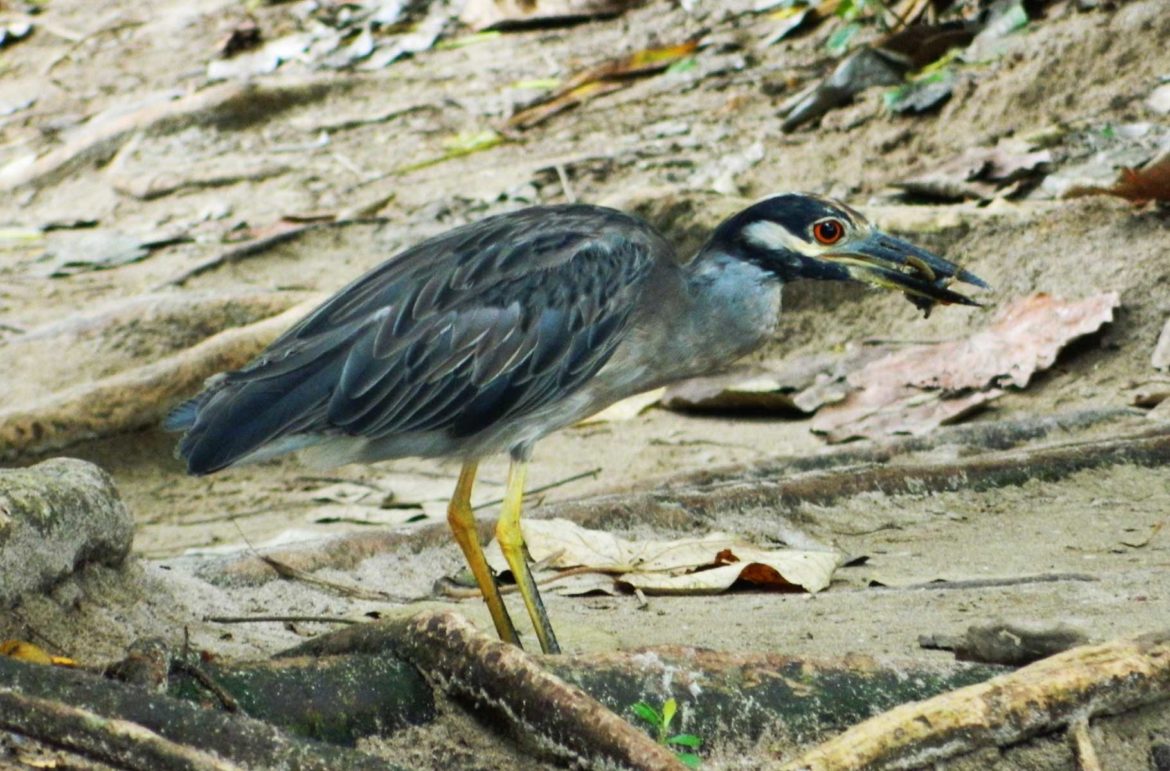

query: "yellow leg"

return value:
[496, 460, 562, 654]
[446, 460, 520, 647]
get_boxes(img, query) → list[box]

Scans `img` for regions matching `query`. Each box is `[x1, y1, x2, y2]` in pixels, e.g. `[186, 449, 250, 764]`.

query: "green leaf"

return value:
[435, 31, 501, 50]
[661, 698, 677, 731]
[510, 78, 561, 90]
[678, 752, 702, 768]
[668, 734, 702, 749]
[834, 0, 857, 19]
[631, 702, 662, 727]
[665, 57, 698, 75]
[825, 22, 860, 56]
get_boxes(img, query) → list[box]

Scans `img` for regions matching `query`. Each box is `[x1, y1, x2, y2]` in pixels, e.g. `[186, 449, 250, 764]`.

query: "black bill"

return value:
[824, 231, 989, 314]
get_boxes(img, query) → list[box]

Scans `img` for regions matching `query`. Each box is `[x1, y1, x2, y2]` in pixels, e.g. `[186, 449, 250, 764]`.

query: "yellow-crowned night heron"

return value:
[168, 193, 986, 655]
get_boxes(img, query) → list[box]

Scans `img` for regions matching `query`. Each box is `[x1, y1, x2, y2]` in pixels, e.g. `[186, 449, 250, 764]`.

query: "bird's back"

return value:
[168, 204, 673, 474]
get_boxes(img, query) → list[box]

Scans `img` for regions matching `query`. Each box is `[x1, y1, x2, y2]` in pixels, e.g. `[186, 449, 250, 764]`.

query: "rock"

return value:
[0, 458, 133, 607]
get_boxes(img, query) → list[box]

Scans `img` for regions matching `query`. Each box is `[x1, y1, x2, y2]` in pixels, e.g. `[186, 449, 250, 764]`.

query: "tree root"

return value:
[665, 407, 1142, 488]
[0, 299, 318, 460]
[284, 610, 686, 770]
[0, 689, 243, 771]
[542, 423, 1170, 532]
[782, 631, 1170, 770]
[0, 655, 396, 770]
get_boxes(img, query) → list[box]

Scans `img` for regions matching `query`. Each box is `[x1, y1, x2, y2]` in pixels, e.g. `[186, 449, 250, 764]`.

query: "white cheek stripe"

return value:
[743, 220, 822, 257]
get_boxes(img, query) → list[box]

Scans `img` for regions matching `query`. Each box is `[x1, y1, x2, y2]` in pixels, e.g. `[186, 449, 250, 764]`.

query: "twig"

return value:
[669, 407, 1144, 488]
[170, 660, 240, 713]
[473, 467, 602, 510]
[436, 564, 612, 599]
[555, 163, 577, 203]
[160, 218, 384, 289]
[285, 619, 1004, 751]
[0, 689, 244, 771]
[260, 555, 416, 603]
[1069, 717, 1103, 771]
[204, 614, 359, 626]
[872, 573, 1098, 592]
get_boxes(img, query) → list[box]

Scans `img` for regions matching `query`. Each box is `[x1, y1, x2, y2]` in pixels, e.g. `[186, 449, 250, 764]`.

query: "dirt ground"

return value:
[2, 0, 1170, 768]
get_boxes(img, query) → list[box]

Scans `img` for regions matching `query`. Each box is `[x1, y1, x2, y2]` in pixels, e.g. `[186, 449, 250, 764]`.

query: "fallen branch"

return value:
[0, 689, 242, 771]
[782, 631, 1170, 770]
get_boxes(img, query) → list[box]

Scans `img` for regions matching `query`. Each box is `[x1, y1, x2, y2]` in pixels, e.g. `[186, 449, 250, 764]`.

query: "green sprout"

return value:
[630, 697, 702, 768]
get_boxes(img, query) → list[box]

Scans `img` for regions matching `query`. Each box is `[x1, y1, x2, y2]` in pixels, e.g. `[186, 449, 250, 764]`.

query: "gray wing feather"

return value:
[172, 205, 667, 473]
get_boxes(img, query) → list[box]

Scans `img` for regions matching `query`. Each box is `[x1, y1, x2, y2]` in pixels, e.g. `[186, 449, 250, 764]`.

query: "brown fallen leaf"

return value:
[1065, 152, 1170, 205]
[508, 39, 699, 130]
[461, 0, 638, 31]
[485, 518, 840, 596]
[661, 347, 895, 415]
[895, 140, 1052, 202]
[813, 292, 1120, 442]
[217, 17, 262, 58]
[1127, 379, 1170, 408]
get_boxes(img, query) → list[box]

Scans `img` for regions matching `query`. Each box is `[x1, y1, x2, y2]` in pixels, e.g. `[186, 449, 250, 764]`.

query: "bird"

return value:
[167, 193, 986, 655]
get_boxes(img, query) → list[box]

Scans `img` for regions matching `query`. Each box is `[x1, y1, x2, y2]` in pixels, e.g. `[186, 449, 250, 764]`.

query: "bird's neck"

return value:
[674, 248, 784, 368]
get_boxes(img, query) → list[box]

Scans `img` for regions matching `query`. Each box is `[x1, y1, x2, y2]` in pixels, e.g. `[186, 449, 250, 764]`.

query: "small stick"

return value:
[474, 467, 601, 510]
[171, 660, 240, 713]
[204, 615, 359, 626]
[259, 555, 414, 602]
[869, 573, 1098, 592]
[1069, 717, 1102, 771]
[555, 163, 577, 203]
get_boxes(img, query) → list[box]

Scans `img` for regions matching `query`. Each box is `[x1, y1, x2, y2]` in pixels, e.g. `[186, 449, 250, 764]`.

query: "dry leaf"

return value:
[661, 347, 894, 415]
[813, 293, 1120, 442]
[1065, 152, 1170, 205]
[217, 17, 262, 58]
[461, 0, 637, 31]
[485, 518, 841, 596]
[662, 370, 805, 412]
[508, 39, 699, 130]
[896, 140, 1052, 202]
[0, 640, 76, 667]
[578, 387, 664, 424]
[1127, 380, 1170, 408]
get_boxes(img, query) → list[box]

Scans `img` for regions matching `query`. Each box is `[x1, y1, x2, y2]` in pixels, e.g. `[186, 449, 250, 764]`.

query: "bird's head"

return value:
[706, 193, 988, 314]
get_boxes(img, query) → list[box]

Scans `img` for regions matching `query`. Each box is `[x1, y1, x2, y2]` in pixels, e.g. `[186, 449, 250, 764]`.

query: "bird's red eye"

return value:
[813, 219, 845, 245]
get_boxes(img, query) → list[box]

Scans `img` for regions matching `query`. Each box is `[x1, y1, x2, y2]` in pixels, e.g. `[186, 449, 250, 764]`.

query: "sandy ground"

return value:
[2, 0, 1170, 767]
